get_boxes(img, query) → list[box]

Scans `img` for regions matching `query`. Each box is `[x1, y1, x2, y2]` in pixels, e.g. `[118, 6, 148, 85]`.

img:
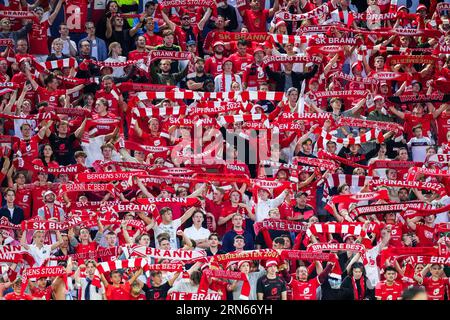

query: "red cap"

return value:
[237, 260, 251, 269]
[309, 77, 319, 85]
[416, 4, 427, 11]
[275, 20, 286, 28]
[253, 46, 264, 55]
[397, 5, 408, 12]
[374, 95, 384, 102]
[213, 41, 225, 48]
[265, 260, 278, 268]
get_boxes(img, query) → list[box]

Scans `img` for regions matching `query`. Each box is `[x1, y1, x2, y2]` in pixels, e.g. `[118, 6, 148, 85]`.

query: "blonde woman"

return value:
[104, 42, 127, 78]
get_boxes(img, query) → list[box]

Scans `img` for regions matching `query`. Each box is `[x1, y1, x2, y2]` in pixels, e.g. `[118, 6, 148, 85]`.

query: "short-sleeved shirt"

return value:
[256, 275, 286, 300]
[375, 281, 403, 300]
[106, 282, 132, 300]
[143, 282, 171, 300]
[28, 244, 53, 267]
[49, 133, 78, 166]
[153, 219, 182, 249]
[36, 86, 66, 108]
[290, 277, 320, 300]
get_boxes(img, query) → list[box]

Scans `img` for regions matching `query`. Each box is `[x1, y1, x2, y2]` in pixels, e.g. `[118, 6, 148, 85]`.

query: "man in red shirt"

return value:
[228, 39, 254, 78]
[238, 0, 279, 33]
[25, 68, 85, 108]
[415, 264, 449, 300]
[143, 17, 163, 50]
[4, 279, 35, 301]
[375, 266, 403, 300]
[91, 97, 120, 137]
[127, 36, 150, 81]
[160, 9, 212, 51]
[13, 120, 52, 169]
[95, 75, 124, 116]
[286, 261, 334, 300]
[132, 117, 168, 147]
[205, 41, 226, 77]
[435, 103, 450, 145]
[101, 268, 143, 300]
[406, 214, 436, 247]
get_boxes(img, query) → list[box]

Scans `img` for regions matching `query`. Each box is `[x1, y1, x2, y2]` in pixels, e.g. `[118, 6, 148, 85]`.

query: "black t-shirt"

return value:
[143, 282, 172, 300]
[48, 133, 77, 165]
[256, 275, 286, 300]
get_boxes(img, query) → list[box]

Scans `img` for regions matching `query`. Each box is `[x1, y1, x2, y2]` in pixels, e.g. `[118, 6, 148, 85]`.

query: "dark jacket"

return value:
[0, 205, 24, 225]
[265, 64, 318, 92]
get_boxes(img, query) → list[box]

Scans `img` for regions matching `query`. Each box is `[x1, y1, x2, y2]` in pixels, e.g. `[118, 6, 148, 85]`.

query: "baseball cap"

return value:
[343, 234, 355, 242]
[186, 40, 196, 46]
[213, 41, 225, 48]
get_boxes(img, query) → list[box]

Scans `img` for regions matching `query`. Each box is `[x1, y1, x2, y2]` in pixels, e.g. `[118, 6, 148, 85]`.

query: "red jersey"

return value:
[29, 20, 50, 55]
[140, 132, 168, 147]
[128, 50, 148, 78]
[414, 224, 435, 247]
[36, 86, 66, 108]
[423, 277, 449, 300]
[31, 185, 48, 218]
[204, 55, 225, 78]
[241, 9, 270, 32]
[228, 52, 254, 74]
[205, 199, 226, 234]
[289, 277, 320, 300]
[375, 281, 403, 300]
[242, 63, 267, 89]
[14, 135, 41, 167]
[75, 242, 98, 264]
[91, 113, 119, 136]
[4, 292, 34, 300]
[143, 33, 163, 47]
[15, 187, 32, 220]
[106, 282, 132, 300]
[403, 113, 433, 140]
[11, 72, 37, 105]
[436, 110, 450, 145]
[174, 25, 200, 51]
[30, 286, 53, 300]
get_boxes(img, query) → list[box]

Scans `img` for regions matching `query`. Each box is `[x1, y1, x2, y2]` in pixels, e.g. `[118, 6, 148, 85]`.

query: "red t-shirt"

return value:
[242, 63, 267, 89]
[436, 111, 450, 145]
[91, 113, 119, 136]
[423, 277, 449, 300]
[414, 224, 435, 247]
[11, 73, 37, 106]
[29, 20, 50, 55]
[204, 55, 225, 78]
[403, 113, 433, 140]
[106, 282, 132, 300]
[30, 286, 53, 300]
[290, 277, 320, 300]
[228, 52, 254, 74]
[4, 292, 34, 300]
[15, 187, 32, 220]
[375, 281, 403, 300]
[14, 135, 42, 167]
[143, 33, 163, 47]
[31, 185, 48, 218]
[36, 86, 66, 108]
[205, 199, 226, 233]
[241, 9, 270, 32]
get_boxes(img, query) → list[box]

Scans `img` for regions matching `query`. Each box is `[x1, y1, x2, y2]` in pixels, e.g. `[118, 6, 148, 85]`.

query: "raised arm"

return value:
[180, 206, 198, 225]
[48, 0, 65, 25]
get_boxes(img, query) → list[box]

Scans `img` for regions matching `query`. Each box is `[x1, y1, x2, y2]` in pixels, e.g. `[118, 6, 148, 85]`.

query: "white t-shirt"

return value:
[183, 225, 210, 249]
[81, 135, 121, 167]
[28, 244, 53, 267]
[104, 56, 127, 78]
[407, 136, 432, 162]
[153, 219, 182, 249]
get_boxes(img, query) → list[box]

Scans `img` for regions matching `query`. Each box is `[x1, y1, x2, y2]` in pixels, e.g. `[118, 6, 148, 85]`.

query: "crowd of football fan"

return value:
[0, 0, 449, 301]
